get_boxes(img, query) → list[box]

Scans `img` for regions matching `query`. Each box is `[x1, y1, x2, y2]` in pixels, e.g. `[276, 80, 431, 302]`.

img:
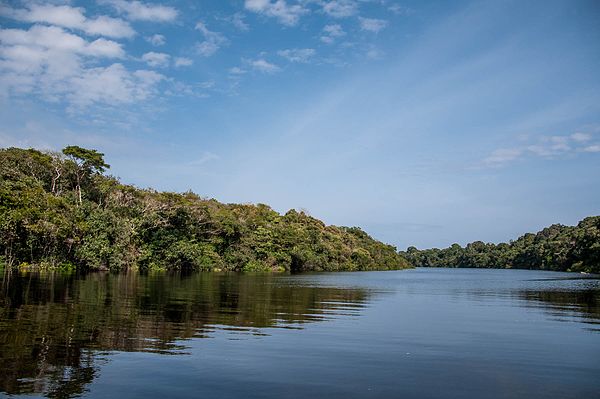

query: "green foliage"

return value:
[0, 146, 411, 272]
[242, 260, 273, 272]
[401, 217, 600, 273]
[62, 146, 110, 173]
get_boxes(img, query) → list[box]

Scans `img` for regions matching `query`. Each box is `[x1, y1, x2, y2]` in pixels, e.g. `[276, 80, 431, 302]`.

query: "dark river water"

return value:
[0, 268, 598, 398]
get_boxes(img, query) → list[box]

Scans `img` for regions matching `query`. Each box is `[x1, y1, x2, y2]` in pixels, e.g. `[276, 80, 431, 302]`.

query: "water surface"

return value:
[1, 268, 598, 398]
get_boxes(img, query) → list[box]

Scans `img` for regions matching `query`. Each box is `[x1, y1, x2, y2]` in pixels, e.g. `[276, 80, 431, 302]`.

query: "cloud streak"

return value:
[195, 22, 227, 57]
[482, 132, 599, 167]
[100, 0, 178, 22]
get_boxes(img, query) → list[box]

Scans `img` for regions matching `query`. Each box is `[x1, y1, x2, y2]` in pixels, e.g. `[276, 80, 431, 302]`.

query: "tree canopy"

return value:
[400, 218, 600, 274]
[62, 146, 110, 173]
[0, 146, 410, 272]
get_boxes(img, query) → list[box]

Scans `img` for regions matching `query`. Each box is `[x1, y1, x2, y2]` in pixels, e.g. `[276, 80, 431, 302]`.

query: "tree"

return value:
[62, 146, 110, 204]
[50, 152, 64, 195]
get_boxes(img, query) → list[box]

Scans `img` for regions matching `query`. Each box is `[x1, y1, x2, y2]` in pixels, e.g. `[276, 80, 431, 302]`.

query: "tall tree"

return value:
[62, 146, 110, 204]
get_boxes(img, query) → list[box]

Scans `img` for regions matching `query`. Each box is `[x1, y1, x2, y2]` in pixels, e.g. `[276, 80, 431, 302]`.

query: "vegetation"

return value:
[401, 217, 600, 273]
[0, 146, 410, 272]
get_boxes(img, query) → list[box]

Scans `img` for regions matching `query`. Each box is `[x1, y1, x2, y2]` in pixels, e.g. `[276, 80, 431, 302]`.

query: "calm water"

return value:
[0, 268, 598, 398]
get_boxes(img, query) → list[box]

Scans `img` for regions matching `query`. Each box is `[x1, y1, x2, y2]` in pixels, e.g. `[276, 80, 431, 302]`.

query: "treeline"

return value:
[400, 217, 600, 273]
[0, 146, 410, 272]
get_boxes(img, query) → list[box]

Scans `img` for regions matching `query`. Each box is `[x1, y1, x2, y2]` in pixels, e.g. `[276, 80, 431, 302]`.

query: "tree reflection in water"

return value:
[0, 271, 371, 396]
[1, 271, 598, 397]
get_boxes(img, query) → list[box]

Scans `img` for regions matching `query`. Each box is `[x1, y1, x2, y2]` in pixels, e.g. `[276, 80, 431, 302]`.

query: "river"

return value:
[0, 268, 598, 398]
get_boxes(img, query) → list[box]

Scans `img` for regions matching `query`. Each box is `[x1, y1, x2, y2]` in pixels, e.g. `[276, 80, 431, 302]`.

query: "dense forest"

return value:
[0, 146, 410, 272]
[400, 217, 600, 273]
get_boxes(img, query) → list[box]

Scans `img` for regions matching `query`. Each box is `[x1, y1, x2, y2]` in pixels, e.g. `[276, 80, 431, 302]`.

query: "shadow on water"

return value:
[0, 270, 371, 397]
[518, 289, 600, 326]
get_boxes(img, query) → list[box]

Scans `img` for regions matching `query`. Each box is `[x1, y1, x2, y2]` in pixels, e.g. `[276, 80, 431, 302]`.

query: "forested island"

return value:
[0, 146, 409, 272]
[400, 217, 600, 273]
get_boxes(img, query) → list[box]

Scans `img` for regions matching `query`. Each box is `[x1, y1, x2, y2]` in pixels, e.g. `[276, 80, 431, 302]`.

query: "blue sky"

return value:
[1, 0, 599, 249]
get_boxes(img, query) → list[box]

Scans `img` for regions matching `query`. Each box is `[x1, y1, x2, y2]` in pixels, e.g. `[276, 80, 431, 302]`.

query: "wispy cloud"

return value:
[174, 57, 193, 67]
[482, 148, 523, 166]
[0, 3, 135, 38]
[244, 0, 308, 26]
[359, 17, 388, 33]
[145, 34, 166, 46]
[245, 58, 281, 73]
[229, 66, 247, 75]
[582, 144, 600, 153]
[388, 4, 413, 16]
[320, 24, 345, 44]
[195, 22, 227, 57]
[321, 0, 358, 18]
[230, 12, 250, 31]
[186, 151, 220, 166]
[277, 48, 315, 63]
[482, 132, 599, 167]
[100, 0, 178, 22]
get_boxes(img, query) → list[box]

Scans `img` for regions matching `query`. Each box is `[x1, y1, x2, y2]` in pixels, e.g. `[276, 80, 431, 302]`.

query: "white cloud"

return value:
[570, 132, 591, 142]
[145, 34, 166, 46]
[320, 24, 345, 44]
[244, 0, 308, 26]
[141, 51, 170, 68]
[68, 64, 164, 107]
[231, 12, 250, 31]
[0, 25, 125, 60]
[277, 48, 315, 63]
[322, 0, 358, 18]
[187, 151, 220, 166]
[174, 57, 193, 67]
[246, 58, 281, 73]
[100, 0, 177, 22]
[195, 22, 227, 57]
[0, 25, 163, 108]
[196, 41, 220, 57]
[388, 4, 413, 15]
[84, 15, 136, 38]
[86, 38, 126, 58]
[359, 17, 388, 33]
[229, 66, 247, 75]
[482, 132, 600, 167]
[1, 4, 135, 38]
[483, 148, 523, 166]
[366, 47, 383, 59]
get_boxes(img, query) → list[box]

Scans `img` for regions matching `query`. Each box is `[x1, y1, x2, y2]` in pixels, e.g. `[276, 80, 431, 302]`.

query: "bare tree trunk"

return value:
[51, 165, 61, 195]
[4, 244, 14, 269]
[76, 171, 82, 205]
